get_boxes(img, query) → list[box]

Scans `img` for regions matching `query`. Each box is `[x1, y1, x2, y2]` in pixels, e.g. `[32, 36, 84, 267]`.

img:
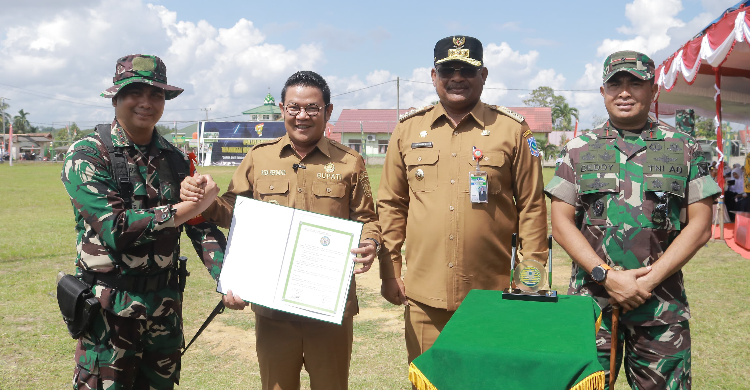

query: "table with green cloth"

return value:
[409, 290, 605, 390]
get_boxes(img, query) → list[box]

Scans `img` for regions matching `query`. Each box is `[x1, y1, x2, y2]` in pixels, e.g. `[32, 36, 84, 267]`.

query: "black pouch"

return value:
[56, 273, 101, 339]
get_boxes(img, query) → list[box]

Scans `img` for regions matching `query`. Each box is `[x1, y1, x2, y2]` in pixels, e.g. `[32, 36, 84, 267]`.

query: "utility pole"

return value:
[0, 97, 8, 163]
[396, 77, 400, 126]
[360, 121, 366, 161]
[201, 108, 211, 120]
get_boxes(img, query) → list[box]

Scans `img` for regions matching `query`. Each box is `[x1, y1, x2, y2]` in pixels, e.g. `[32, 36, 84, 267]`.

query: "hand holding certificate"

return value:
[217, 196, 364, 324]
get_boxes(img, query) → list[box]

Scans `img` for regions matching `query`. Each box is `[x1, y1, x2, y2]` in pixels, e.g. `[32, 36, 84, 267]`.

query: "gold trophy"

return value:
[503, 234, 558, 302]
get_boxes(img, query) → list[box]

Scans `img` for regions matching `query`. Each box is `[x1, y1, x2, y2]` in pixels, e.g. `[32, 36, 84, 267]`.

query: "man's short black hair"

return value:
[280, 71, 331, 106]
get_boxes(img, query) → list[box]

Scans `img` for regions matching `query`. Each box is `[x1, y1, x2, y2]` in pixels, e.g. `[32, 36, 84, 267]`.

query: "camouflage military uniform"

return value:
[62, 120, 225, 389]
[545, 119, 720, 389]
[675, 110, 695, 137]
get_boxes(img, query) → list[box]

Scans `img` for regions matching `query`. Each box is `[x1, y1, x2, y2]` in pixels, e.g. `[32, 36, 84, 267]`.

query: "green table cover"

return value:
[409, 290, 604, 390]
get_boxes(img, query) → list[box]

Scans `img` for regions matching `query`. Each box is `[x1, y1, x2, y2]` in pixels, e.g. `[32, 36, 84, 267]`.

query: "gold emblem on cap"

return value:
[324, 162, 335, 173]
[453, 36, 466, 48]
[415, 169, 425, 180]
[420, 131, 428, 138]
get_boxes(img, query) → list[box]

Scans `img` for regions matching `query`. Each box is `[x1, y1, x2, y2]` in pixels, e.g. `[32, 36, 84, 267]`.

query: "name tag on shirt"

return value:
[411, 142, 433, 149]
[470, 171, 488, 203]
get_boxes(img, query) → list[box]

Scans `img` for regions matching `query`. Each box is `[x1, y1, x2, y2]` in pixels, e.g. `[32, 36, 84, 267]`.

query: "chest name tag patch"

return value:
[411, 142, 433, 149]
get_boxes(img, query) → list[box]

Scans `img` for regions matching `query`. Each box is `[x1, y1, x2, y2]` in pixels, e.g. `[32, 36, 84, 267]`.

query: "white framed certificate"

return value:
[217, 196, 363, 324]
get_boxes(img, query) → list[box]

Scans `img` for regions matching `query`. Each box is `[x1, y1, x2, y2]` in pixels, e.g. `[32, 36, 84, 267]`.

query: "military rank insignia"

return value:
[527, 136, 541, 157]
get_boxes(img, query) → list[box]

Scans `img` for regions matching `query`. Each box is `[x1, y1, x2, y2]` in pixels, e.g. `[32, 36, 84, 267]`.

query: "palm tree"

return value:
[551, 102, 580, 132]
[13, 109, 32, 133]
[536, 138, 559, 161]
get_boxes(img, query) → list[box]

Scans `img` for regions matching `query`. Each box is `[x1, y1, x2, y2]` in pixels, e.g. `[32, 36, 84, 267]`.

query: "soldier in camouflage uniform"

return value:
[61, 54, 226, 390]
[675, 109, 695, 137]
[545, 51, 720, 390]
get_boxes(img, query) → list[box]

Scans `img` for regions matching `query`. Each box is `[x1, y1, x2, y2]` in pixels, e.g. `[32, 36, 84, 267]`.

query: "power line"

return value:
[331, 80, 395, 98]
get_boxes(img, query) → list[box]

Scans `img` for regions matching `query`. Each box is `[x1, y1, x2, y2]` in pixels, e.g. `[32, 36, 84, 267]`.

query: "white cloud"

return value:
[0, 0, 324, 128]
[483, 42, 539, 76]
[597, 0, 685, 56]
[529, 69, 566, 90]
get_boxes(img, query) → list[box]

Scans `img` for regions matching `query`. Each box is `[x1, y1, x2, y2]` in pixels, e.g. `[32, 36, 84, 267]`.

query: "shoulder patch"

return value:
[399, 105, 435, 123]
[488, 105, 524, 123]
[522, 129, 532, 138]
[328, 138, 359, 157]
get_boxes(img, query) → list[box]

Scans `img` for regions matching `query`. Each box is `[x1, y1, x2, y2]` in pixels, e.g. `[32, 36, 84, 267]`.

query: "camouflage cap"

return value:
[434, 36, 483, 67]
[602, 50, 656, 82]
[101, 54, 183, 100]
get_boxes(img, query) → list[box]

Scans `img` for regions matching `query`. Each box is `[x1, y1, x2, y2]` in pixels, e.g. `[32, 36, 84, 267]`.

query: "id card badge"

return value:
[470, 171, 489, 203]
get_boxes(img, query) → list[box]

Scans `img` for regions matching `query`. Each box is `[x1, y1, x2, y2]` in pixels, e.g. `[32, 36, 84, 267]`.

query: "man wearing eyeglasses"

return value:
[377, 35, 548, 364]
[180, 71, 380, 390]
[545, 51, 719, 389]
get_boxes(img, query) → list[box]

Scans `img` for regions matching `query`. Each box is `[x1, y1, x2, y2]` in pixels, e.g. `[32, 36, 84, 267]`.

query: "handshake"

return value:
[180, 174, 220, 204]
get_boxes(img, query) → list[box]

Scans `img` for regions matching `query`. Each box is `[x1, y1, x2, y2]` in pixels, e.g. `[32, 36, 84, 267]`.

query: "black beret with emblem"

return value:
[434, 36, 483, 67]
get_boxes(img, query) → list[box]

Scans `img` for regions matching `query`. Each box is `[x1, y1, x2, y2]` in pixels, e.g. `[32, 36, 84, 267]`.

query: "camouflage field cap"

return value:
[434, 36, 483, 67]
[602, 50, 656, 82]
[101, 54, 183, 100]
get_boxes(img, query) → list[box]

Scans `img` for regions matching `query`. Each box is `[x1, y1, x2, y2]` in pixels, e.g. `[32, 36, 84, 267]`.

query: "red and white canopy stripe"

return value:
[653, 3, 750, 125]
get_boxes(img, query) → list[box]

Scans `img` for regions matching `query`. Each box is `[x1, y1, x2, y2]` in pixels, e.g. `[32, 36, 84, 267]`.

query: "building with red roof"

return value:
[331, 106, 553, 162]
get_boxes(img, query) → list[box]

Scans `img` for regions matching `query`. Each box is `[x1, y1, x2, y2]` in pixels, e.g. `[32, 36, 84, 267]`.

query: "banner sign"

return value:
[201, 121, 286, 166]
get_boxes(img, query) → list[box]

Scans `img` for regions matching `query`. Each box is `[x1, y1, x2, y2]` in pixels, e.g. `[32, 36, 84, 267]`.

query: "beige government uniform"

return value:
[377, 101, 548, 362]
[202, 134, 380, 390]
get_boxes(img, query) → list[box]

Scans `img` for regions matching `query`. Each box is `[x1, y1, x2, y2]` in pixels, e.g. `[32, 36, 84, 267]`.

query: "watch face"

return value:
[591, 266, 606, 283]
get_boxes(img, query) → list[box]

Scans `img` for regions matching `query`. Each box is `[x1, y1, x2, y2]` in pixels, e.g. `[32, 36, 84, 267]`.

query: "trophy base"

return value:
[502, 288, 558, 302]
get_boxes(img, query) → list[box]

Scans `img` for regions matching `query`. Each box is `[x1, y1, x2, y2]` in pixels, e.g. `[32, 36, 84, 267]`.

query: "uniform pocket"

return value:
[312, 181, 348, 216]
[256, 178, 289, 206]
[465, 152, 505, 194]
[643, 174, 686, 229]
[405, 149, 439, 192]
[581, 192, 610, 225]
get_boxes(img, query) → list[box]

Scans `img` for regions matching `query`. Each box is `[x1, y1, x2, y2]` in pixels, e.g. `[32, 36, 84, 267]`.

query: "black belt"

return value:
[80, 269, 176, 293]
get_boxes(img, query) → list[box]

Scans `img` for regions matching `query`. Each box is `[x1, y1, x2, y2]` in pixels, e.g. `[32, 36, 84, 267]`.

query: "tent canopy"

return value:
[653, 1, 750, 125]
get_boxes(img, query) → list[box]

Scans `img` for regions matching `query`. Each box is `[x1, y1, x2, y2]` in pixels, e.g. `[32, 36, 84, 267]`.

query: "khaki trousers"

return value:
[255, 314, 353, 390]
[404, 300, 455, 363]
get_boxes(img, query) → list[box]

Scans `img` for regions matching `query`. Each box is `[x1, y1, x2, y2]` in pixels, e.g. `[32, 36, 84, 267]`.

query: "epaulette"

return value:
[399, 105, 435, 123]
[487, 105, 524, 123]
[328, 138, 358, 157]
[251, 137, 283, 150]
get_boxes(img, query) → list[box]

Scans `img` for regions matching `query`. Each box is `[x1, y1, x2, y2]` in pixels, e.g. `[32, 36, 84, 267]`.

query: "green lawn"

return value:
[0, 163, 748, 389]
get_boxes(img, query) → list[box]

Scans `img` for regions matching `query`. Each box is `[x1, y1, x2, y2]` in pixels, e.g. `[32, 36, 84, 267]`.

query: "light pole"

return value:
[1, 97, 9, 164]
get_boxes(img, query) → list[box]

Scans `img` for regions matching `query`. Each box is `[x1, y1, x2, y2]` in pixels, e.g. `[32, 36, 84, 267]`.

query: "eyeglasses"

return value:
[437, 66, 481, 79]
[284, 104, 328, 117]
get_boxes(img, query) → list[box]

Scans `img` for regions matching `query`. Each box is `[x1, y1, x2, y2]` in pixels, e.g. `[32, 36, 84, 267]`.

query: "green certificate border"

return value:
[281, 222, 355, 313]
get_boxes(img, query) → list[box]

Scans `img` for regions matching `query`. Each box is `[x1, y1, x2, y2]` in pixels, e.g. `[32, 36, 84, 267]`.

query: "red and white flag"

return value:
[715, 72, 725, 193]
[573, 119, 578, 138]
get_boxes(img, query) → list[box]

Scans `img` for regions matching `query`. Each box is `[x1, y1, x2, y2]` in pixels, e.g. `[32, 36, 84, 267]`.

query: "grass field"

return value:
[1, 162, 748, 389]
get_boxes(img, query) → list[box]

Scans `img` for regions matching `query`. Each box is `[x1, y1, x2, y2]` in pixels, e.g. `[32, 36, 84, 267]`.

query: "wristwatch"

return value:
[591, 263, 612, 284]
[364, 238, 381, 254]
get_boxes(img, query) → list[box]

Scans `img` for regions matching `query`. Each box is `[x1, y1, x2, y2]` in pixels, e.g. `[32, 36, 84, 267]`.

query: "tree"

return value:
[12, 109, 33, 133]
[551, 102, 580, 131]
[695, 115, 731, 140]
[590, 114, 608, 128]
[523, 86, 566, 108]
[536, 138, 558, 161]
[0, 100, 10, 133]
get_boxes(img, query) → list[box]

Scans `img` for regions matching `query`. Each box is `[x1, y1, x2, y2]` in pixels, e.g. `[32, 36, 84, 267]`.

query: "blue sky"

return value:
[0, 0, 740, 129]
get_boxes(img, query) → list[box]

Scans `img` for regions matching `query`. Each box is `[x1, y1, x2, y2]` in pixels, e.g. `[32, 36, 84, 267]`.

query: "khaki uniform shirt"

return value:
[202, 134, 381, 320]
[377, 101, 548, 311]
